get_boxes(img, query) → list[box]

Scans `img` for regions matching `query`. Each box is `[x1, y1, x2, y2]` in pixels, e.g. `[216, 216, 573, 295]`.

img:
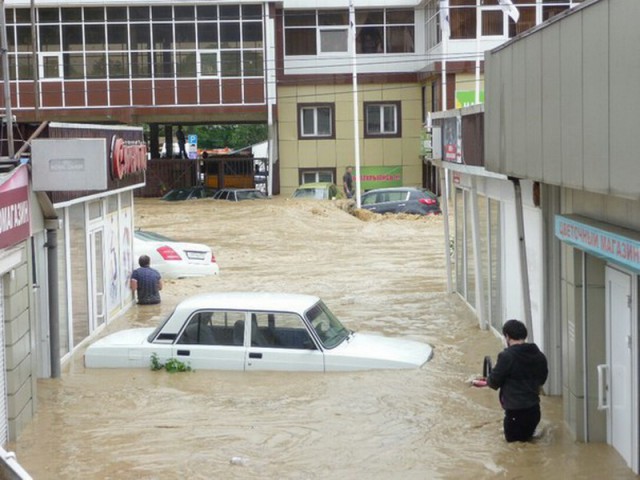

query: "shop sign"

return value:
[111, 136, 148, 180]
[0, 165, 30, 249]
[555, 214, 640, 272]
[359, 166, 402, 191]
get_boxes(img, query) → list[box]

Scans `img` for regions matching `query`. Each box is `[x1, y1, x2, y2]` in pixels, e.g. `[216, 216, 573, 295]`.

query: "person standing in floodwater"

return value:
[473, 319, 548, 442]
[130, 255, 163, 305]
[343, 166, 354, 199]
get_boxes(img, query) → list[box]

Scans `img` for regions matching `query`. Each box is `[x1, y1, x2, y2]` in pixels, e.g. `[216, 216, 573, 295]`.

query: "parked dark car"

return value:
[162, 186, 217, 201]
[213, 188, 267, 201]
[360, 187, 441, 215]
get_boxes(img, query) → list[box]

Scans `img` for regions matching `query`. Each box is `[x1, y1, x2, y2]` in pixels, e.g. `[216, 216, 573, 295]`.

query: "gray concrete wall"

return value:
[485, 0, 640, 200]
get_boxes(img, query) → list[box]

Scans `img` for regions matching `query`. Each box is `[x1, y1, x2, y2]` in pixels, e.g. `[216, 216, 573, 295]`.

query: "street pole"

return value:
[349, 0, 361, 208]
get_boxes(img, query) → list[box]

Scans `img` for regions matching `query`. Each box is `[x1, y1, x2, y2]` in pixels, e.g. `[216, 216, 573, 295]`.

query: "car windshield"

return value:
[162, 189, 191, 201]
[305, 301, 350, 349]
[293, 188, 325, 199]
[237, 190, 265, 200]
[135, 230, 174, 242]
[147, 310, 176, 342]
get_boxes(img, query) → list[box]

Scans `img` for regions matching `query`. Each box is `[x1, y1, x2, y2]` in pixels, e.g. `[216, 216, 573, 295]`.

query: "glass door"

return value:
[89, 228, 106, 330]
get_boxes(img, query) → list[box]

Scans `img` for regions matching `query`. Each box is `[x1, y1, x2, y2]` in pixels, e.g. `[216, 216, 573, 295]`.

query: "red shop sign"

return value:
[111, 135, 148, 180]
[0, 165, 30, 249]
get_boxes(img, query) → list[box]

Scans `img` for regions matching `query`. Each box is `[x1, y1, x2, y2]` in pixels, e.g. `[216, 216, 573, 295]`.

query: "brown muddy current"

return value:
[8, 197, 638, 479]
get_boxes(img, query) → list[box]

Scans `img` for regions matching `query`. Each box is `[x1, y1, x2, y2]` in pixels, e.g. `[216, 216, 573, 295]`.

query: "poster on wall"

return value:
[107, 213, 121, 314]
[442, 116, 462, 164]
[120, 207, 133, 305]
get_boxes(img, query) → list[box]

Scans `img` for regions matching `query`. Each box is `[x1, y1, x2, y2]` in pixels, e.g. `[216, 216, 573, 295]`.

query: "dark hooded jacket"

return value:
[487, 343, 548, 411]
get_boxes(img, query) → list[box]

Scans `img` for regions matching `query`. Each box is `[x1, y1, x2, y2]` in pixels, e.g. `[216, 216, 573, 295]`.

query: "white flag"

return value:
[440, 0, 450, 39]
[498, 0, 520, 23]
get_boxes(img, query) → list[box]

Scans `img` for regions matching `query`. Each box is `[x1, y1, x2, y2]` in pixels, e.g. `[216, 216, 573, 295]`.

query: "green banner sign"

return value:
[455, 90, 484, 108]
[358, 166, 403, 191]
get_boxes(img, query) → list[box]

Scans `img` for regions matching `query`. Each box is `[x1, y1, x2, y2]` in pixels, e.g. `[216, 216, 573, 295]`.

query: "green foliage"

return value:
[193, 124, 267, 150]
[150, 352, 193, 373]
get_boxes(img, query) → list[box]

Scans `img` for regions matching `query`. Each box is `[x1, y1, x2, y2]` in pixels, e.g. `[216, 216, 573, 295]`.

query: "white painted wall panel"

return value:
[582, 2, 610, 195]
[485, 0, 640, 200]
[540, 25, 563, 184]
[559, 12, 584, 190]
[608, 1, 640, 198]
[484, 54, 502, 173]
[524, 35, 543, 180]
[511, 41, 528, 177]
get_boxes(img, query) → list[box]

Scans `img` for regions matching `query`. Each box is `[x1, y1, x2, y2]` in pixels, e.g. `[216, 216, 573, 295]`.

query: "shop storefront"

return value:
[556, 213, 640, 471]
[31, 123, 146, 367]
[0, 165, 38, 442]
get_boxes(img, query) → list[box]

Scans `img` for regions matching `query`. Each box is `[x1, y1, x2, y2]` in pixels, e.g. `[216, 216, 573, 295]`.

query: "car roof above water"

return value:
[174, 292, 321, 315]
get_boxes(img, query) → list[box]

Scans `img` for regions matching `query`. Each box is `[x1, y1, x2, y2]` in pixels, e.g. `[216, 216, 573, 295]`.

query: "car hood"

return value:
[89, 327, 155, 347]
[324, 332, 433, 370]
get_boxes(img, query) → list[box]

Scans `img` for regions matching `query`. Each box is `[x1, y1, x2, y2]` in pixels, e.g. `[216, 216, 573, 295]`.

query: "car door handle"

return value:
[177, 349, 191, 356]
[249, 352, 262, 359]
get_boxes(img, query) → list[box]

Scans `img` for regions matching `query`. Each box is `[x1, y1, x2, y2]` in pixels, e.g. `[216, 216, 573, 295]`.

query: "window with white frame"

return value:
[479, 5, 506, 37]
[39, 52, 63, 79]
[364, 101, 401, 138]
[285, 8, 414, 56]
[7, 4, 263, 82]
[198, 51, 218, 77]
[301, 170, 334, 184]
[298, 103, 334, 139]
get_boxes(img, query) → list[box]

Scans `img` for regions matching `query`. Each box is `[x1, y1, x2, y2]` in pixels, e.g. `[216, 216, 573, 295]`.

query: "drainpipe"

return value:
[510, 177, 533, 340]
[45, 220, 60, 378]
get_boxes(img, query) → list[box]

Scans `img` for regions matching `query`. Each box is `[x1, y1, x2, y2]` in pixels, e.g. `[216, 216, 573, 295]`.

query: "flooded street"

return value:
[8, 197, 638, 479]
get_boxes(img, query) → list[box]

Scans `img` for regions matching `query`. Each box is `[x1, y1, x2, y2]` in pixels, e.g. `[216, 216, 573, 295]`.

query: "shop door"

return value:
[89, 229, 106, 330]
[605, 266, 634, 468]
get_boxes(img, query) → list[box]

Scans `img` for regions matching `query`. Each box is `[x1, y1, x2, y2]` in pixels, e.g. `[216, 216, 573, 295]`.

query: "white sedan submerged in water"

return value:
[85, 292, 433, 372]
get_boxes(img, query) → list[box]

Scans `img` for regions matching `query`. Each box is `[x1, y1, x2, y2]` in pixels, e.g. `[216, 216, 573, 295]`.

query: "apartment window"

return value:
[300, 169, 335, 184]
[509, 1, 536, 37]
[480, 7, 505, 37]
[286, 8, 414, 56]
[39, 52, 62, 79]
[284, 10, 316, 55]
[9, 4, 263, 83]
[450, 0, 475, 39]
[298, 104, 335, 139]
[364, 102, 401, 138]
[198, 51, 218, 77]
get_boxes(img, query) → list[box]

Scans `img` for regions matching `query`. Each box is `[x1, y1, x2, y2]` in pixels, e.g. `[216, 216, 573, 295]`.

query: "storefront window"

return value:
[455, 187, 464, 295]
[489, 198, 501, 330]
[69, 204, 89, 348]
[465, 189, 476, 307]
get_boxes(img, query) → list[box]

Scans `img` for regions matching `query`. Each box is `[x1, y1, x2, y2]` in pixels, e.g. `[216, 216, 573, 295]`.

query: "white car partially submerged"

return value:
[85, 292, 433, 372]
[133, 230, 219, 279]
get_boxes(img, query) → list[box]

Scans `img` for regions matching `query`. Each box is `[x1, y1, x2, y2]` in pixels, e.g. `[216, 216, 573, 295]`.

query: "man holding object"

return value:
[472, 319, 548, 442]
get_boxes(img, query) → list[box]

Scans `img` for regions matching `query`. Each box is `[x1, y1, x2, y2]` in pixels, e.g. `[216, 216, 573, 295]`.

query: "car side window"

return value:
[384, 192, 399, 202]
[362, 194, 375, 205]
[177, 310, 245, 346]
[251, 312, 317, 350]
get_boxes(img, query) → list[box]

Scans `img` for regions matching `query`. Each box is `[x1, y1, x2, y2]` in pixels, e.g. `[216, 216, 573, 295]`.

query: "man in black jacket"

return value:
[474, 319, 548, 442]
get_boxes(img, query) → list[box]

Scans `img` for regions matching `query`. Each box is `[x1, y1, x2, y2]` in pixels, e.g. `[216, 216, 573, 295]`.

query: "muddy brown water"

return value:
[8, 197, 637, 479]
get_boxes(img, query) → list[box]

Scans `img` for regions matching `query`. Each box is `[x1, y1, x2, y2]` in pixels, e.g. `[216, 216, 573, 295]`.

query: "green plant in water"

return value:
[150, 353, 192, 373]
